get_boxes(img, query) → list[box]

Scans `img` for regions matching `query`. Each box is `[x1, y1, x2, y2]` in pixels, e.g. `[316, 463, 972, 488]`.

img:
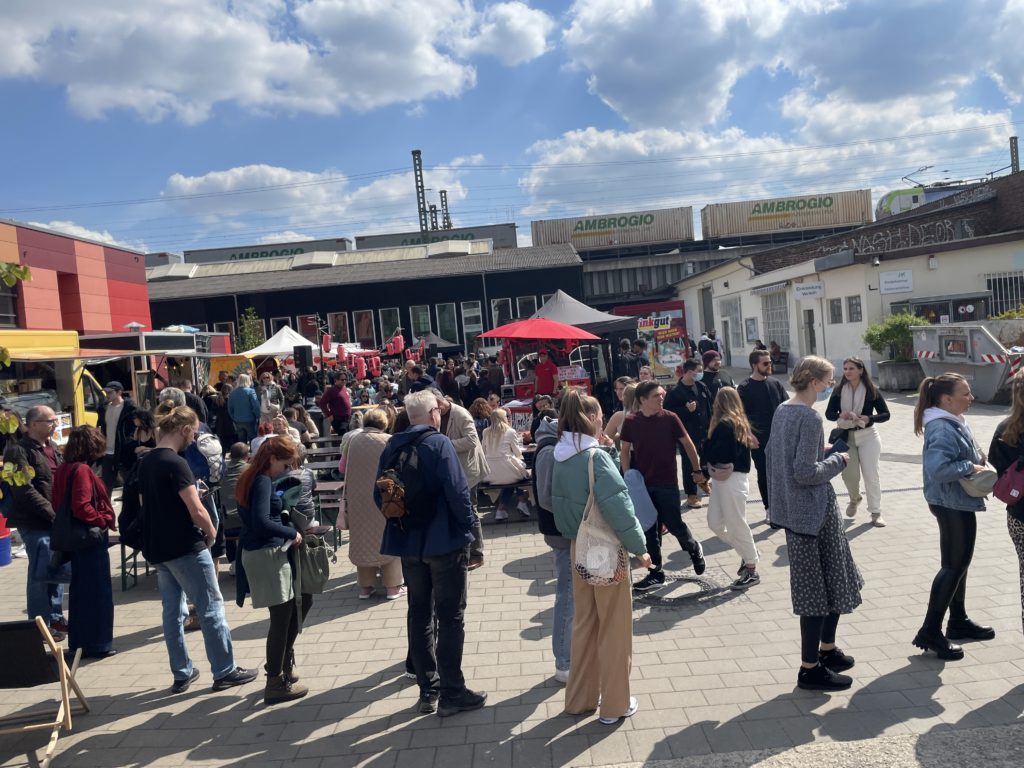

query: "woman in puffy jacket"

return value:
[481, 408, 531, 520]
[912, 373, 993, 661]
[551, 389, 651, 726]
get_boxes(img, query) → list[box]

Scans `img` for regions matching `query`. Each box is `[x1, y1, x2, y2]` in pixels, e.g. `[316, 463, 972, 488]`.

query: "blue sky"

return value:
[0, 0, 1021, 253]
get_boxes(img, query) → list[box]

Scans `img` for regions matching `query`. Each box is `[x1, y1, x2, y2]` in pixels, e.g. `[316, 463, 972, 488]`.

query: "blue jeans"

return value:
[551, 544, 574, 672]
[155, 548, 236, 681]
[18, 528, 65, 626]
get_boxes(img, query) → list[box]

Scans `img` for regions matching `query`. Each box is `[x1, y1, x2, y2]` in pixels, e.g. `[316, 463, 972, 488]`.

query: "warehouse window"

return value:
[353, 310, 376, 348]
[517, 296, 537, 319]
[327, 312, 350, 343]
[491, 298, 513, 327]
[436, 303, 459, 344]
[828, 298, 843, 324]
[462, 301, 483, 350]
[270, 317, 291, 334]
[379, 308, 401, 339]
[213, 321, 235, 337]
[761, 292, 791, 352]
[846, 296, 862, 323]
[409, 305, 431, 338]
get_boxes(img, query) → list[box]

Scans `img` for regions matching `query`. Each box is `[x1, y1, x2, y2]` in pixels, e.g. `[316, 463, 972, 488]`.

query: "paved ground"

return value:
[3, 372, 1024, 768]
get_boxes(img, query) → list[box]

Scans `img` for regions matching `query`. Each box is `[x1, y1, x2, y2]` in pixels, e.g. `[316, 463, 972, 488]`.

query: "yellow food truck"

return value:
[0, 330, 114, 441]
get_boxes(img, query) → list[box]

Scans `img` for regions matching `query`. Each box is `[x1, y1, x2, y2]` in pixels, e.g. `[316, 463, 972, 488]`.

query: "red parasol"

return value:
[479, 317, 600, 341]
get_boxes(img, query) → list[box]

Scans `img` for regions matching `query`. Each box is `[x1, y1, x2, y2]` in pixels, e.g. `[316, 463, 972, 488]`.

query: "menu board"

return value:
[53, 413, 73, 447]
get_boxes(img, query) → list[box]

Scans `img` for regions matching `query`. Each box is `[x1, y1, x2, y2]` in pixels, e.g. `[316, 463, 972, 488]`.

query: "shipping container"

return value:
[181, 237, 352, 265]
[701, 189, 872, 239]
[531, 207, 694, 249]
[355, 223, 518, 250]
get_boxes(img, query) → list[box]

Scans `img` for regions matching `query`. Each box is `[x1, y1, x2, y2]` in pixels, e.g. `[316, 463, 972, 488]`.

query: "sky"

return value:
[1, 0, 1022, 254]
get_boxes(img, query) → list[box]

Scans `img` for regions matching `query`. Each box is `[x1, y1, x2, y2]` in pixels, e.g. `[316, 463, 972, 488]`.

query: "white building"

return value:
[672, 174, 1024, 373]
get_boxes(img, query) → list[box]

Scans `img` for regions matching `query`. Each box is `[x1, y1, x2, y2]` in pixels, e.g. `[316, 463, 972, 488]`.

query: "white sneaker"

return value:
[871, 513, 887, 527]
[554, 668, 570, 684]
[517, 501, 532, 518]
[599, 696, 638, 725]
[495, 507, 509, 521]
[227, 562, 236, 576]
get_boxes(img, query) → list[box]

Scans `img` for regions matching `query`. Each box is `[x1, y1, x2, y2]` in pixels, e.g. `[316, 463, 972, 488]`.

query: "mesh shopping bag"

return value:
[574, 450, 628, 587]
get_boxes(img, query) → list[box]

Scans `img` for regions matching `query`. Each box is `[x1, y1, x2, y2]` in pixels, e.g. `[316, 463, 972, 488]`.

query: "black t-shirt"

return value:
[739, 378, 776, 438]
[138, 447, 204, 564]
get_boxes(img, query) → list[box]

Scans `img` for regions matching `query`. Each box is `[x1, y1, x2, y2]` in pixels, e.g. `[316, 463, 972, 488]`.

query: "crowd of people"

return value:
[4, 338, 1024, 727]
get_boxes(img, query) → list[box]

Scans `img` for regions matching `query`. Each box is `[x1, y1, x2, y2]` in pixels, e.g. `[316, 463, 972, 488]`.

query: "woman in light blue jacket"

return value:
[551, 390, 650, 726]
[912, 373, 992, 661]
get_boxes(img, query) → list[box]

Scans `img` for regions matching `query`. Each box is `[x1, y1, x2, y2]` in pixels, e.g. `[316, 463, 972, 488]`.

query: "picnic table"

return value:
[306, 446, 342, 458]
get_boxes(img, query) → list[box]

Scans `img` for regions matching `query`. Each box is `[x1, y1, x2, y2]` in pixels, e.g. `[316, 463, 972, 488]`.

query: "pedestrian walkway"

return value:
[2, 389, 1023, 768]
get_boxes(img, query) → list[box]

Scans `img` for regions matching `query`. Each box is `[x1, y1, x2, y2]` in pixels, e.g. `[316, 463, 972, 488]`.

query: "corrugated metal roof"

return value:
[147, 244, 581, 300]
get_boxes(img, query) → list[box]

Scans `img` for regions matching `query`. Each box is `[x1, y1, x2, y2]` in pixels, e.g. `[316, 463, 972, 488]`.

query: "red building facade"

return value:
[0, 220, 151, 333]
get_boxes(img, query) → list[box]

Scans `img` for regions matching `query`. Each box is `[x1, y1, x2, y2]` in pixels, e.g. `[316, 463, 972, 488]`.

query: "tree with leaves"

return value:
[236, 306, 267, 352]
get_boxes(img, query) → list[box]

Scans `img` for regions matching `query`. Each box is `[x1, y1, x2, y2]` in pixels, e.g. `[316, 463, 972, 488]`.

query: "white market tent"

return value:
[242, 325, 316, 357]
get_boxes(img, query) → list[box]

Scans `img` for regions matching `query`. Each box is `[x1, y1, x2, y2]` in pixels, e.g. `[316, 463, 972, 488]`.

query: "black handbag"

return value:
[50, 464, 104, 553]
[828, 427, 849, 445]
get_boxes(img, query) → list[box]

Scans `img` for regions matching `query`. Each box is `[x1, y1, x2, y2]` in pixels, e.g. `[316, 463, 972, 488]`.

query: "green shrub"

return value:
[863, 312, 925, 362]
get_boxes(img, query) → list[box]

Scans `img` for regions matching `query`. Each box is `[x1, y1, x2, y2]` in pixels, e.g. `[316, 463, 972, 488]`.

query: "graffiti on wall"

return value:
[814, 218, 967, 257]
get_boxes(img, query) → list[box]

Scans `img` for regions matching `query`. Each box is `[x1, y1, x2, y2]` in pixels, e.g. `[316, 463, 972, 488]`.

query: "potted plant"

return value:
[863, 312, 926, 391]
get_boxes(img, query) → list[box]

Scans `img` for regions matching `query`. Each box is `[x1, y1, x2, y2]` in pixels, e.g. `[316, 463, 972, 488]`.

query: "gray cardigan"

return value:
[765, 403, 846, 535]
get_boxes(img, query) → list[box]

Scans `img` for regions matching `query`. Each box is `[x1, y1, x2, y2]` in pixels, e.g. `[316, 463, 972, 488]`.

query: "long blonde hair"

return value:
[1001, 371, 1024, 446]
[708, 387, 756, 448]
[483, 408, 512, 451]
[621, 383, 639, 413]
[557, 389, 598, 452]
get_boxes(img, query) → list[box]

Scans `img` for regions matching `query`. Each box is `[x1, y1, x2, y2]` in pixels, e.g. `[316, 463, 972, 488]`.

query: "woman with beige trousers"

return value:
[343, 408, 406, 599]
[825, 357, 890, 527]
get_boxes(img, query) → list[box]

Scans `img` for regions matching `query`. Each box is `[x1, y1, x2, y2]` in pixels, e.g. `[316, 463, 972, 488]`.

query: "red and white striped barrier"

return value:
[917, 350, 938, 359]
[978, 353, 1007, 364]
[1011, 357, 1023, 376]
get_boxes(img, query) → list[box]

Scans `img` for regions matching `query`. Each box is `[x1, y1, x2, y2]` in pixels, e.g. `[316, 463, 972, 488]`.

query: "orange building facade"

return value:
[0, 220, 151, 333]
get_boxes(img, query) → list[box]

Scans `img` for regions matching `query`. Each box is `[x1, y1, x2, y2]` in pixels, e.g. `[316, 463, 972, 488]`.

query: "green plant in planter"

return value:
[863, 312, 925, 363]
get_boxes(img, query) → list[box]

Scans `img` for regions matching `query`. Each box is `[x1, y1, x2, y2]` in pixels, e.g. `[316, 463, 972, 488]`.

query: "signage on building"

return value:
[183, 237, 352, 265]
[531, 207, 694, 249]
[879, 270, 914, 294]
[793, 282, 825, 300]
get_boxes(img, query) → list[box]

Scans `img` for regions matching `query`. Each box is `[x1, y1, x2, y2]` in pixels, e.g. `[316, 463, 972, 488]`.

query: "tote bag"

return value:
[574, 451, 628, 587]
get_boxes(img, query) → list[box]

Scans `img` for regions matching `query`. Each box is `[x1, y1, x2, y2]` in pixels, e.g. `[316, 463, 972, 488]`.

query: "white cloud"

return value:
[0, 0, 554, 123]
[28, 220, 147, 251]
[257, 231, 316, 244]
[161, 160, 473, 243]
[989, 0, 1024, 104]
[453, 2, 555, 65]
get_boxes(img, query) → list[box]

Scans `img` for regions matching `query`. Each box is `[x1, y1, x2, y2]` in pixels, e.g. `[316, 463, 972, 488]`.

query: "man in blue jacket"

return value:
[375, 390, 486, 718]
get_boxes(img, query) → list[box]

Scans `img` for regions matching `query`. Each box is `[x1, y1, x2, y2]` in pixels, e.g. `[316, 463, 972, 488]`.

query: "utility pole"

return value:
[412, 149, 429, 234]
[440, 190, 453, 229]
[429, 204, 439, 231]
[1012, 136, 1020, 175]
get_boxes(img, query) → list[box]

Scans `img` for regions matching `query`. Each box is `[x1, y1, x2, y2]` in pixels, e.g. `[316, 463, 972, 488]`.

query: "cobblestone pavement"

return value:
[2, 375, 1023, 768]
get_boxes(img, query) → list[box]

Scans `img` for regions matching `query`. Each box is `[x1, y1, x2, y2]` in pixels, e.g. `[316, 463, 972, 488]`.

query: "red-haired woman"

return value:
[52, 426, 117, 659]
[236, 435, 310, 705]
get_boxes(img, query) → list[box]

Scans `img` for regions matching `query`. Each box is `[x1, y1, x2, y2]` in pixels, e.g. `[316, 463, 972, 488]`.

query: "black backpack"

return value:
[376, 430, 435, 528]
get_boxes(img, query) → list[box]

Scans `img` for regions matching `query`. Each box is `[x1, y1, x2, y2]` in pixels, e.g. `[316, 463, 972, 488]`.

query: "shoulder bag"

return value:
[296, 533, 334, 594]
[574, 450, 628, 587]
[50, 464, 104, 553]
[957, 426, 997, 498]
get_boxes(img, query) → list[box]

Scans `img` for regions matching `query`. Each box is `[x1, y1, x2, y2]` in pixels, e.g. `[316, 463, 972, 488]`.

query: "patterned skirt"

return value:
[785, 486, 864, 616]
[1008, 513, 1024, 632]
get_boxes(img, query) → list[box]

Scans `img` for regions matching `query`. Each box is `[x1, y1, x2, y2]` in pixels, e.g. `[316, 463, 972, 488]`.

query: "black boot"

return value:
[945, 618, 995, 641]
[912, 628, 965, 660]
[264, 673, 308, 706]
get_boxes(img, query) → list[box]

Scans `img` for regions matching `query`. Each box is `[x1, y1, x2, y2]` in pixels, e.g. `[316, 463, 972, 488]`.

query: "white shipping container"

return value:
[701, 189, 872, 239]
[531, 206, 694, 249]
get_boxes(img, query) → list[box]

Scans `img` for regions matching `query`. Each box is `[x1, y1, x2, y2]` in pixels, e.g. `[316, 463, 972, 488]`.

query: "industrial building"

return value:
[147, 239, 582, 353]
[671, 173, 1024, 371]
[0, 219, 151, 333]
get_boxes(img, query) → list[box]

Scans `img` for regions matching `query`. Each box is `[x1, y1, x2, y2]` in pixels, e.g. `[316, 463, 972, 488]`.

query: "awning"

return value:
[750, 281, 790, 296]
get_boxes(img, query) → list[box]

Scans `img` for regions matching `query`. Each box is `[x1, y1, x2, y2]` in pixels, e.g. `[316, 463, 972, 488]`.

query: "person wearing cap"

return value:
[534, 350, 559, 396]
[529, 394, 556, 443]
[98, 381, 138, 490]
[701, 350, 735, 401]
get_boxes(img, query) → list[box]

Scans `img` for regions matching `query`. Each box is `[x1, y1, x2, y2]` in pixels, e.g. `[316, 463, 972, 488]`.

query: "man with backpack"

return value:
[374, 390, 486, 718]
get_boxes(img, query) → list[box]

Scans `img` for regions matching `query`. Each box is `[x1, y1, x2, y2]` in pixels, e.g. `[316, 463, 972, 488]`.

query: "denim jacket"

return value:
[922, 410, 985, 512]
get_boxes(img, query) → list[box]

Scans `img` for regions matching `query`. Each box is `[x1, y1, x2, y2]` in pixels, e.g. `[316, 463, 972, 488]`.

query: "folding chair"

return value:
[0, 617, 90, 768]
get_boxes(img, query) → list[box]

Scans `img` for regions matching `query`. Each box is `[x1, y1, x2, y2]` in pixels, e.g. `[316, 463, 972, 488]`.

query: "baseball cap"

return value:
[103, 381, 124, 391]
